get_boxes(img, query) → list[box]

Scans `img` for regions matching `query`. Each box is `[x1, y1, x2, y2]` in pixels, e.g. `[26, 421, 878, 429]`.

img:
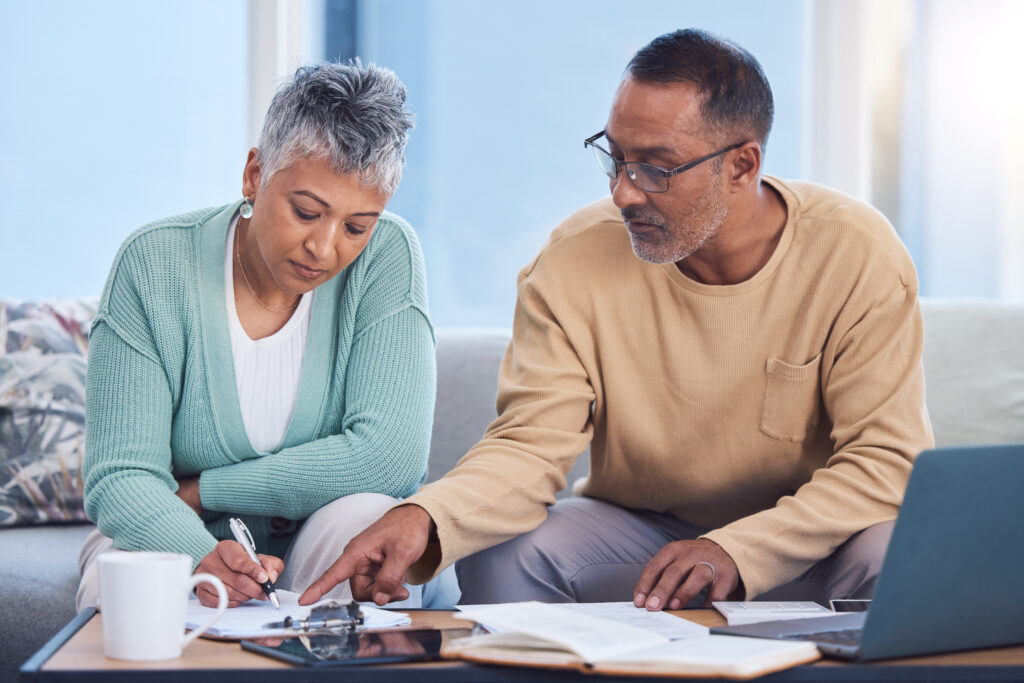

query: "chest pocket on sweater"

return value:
[760, 353, 823, 442]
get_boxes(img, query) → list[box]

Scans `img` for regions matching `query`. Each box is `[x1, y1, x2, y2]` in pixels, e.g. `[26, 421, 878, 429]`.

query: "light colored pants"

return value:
[456, 496, 892, 605]
[77, 492, 461, 611]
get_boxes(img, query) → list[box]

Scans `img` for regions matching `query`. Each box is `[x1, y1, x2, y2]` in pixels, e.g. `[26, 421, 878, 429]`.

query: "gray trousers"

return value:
[78, 492, 461, 611]
[456, 497, 892, 605]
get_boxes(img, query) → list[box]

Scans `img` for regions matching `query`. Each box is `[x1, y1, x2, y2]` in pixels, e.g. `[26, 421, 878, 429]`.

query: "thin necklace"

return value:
[235, 223, 300, 313]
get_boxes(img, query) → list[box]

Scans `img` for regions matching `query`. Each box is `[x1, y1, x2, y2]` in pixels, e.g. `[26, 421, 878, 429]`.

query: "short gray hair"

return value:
[256, 60, 414, 195]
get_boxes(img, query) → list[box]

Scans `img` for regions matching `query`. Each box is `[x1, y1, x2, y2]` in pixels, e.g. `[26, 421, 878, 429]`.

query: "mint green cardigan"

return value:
[83, 201, 436, 566]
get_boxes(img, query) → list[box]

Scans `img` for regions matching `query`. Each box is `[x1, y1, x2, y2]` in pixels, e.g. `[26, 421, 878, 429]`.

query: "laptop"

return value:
[711, 443, 1024, 660]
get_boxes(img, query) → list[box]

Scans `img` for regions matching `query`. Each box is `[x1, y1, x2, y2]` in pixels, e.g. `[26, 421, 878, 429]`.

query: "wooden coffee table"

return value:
[20, 607, 1024, 682]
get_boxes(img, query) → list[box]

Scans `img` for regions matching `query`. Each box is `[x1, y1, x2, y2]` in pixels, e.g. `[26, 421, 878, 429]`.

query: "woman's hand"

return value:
[175, 476, 203, 515]
[195, 540, 285, 608]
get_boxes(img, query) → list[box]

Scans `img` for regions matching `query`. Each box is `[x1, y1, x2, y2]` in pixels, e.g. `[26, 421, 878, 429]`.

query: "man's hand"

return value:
[633, 538, 740, 610]
[175, 476, 203, 515]
[195, 540, 284, 608]
[299, 504, 434, 606]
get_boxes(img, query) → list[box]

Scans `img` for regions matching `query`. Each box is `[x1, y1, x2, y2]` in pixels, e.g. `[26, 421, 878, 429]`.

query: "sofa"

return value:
[2, 298, 1022, 681]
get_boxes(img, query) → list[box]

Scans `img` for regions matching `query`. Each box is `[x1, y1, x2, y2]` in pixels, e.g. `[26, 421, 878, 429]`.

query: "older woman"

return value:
[76, 61, 457, 610]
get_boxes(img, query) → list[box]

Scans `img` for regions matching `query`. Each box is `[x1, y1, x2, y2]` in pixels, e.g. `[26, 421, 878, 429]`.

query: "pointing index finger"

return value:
[299, 552, 358, 605]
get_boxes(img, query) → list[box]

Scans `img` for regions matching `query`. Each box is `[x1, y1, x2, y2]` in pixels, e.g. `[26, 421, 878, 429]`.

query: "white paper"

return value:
[712, 601, 833, 625]
[457, 601, 670, 662]
[551, 601, 709, 640]
[186, 589, 410, 638]
[459, 601, 708, 641]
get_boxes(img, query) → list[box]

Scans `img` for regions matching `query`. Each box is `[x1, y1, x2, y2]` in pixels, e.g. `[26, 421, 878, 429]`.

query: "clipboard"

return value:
[260, 600, 365, 634]
[185, 592, 412, 640]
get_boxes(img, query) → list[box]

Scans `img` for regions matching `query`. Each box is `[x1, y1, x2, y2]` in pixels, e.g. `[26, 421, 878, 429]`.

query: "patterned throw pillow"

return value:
[0, 299, 97, 526]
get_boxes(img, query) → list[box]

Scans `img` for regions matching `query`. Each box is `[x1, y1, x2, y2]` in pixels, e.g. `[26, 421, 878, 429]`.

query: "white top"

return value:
[224, 216, 313, 453]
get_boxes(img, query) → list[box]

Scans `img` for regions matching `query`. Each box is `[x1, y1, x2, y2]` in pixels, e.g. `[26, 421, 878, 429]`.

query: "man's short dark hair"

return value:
[627, 29, 774, 148]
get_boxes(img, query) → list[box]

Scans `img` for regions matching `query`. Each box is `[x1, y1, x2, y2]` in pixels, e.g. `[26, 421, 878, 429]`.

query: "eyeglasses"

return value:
[584, 131, 746, 193]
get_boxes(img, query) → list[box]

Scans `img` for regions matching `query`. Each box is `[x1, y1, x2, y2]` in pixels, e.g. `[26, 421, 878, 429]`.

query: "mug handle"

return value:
[181, 573, 228, 648]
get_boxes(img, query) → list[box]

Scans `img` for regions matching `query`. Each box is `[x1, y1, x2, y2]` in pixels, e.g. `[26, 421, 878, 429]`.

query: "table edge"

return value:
[20, 608, 1024, 682]
[20, 607, 97, 679]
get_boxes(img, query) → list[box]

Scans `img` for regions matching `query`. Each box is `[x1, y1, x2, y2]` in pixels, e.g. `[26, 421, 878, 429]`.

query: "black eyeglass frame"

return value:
[583, 130, 748, 193]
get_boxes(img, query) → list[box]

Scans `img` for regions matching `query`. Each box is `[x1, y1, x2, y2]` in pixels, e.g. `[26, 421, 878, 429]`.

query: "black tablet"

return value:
[241, 628, 472, 667]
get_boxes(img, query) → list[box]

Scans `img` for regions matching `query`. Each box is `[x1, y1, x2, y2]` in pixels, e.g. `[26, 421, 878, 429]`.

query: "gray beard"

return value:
[629, 229, 707, 265]
[627, 192, 728, 265]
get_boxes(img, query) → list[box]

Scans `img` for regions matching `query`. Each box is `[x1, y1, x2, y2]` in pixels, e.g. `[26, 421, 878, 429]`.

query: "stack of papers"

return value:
[186, 589, 410, 639]
[712, 601, 833, 625]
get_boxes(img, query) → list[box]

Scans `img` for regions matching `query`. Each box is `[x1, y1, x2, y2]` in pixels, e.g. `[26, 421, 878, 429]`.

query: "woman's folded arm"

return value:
[199, 304, 436, 518]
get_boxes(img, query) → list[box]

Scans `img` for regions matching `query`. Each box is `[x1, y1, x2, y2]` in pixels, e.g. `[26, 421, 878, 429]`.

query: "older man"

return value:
[301, 29, 933, 611]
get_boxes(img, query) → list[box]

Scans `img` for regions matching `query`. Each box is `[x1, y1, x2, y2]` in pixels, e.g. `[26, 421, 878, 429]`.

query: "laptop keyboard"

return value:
[782, 628, 863, 646]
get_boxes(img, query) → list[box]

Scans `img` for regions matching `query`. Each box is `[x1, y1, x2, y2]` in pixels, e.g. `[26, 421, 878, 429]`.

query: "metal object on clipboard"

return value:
[262, 600, 365, 634]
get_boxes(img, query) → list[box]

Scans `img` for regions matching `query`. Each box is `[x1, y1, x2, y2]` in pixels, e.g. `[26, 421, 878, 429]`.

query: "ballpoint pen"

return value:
[229, 516, 281, 609]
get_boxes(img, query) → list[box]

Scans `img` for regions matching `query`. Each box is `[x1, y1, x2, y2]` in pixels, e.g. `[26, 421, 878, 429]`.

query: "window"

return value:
[820, 0, 1024, 300]
[0, 0, 249, 299]
[892, 0, 1023, 299]
[5, 1, 1019, 317]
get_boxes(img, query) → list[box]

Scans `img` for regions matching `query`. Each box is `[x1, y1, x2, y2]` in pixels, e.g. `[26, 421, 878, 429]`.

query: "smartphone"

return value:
[829, 599, 871, 613]
[241, 628, 472, 667]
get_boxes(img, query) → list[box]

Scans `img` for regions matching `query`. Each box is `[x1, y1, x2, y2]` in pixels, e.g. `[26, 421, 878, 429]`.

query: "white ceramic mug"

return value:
[98, 552, 228, 661]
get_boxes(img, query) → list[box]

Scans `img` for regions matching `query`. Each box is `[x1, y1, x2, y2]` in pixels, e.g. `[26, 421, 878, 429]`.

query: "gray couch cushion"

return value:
[430, 329, 590, 494]
[0, 523, 93, 680]
[428, 329, 509, 484]
[921, 299, 1024, 447]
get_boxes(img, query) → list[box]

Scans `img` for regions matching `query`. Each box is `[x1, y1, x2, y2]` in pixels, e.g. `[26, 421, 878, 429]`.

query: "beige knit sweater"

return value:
[409, 176, 934, 598]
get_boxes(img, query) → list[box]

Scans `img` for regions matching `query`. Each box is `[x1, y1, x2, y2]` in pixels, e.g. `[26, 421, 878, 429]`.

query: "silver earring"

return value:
[240, 196, 254, 219]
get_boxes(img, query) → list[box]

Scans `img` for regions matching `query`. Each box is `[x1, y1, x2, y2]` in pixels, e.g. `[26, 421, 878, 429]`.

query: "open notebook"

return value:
[448, 602, 819, 679]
